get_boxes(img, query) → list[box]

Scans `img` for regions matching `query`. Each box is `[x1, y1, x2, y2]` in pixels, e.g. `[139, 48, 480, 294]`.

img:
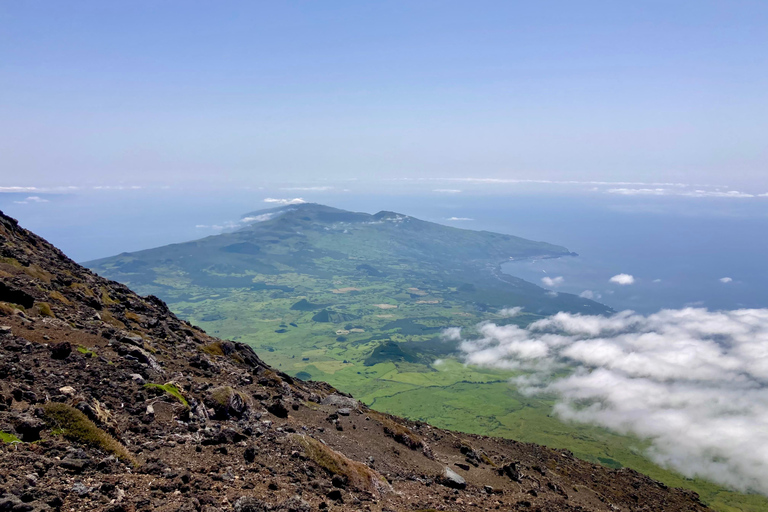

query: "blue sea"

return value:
[3, 187, 767, 314]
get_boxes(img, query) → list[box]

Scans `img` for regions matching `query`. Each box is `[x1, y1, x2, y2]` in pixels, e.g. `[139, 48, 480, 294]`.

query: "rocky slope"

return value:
[0, 209, 709, 512]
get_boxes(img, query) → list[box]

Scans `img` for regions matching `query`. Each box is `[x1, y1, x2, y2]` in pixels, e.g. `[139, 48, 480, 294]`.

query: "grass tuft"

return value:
[76, 345, 96, 358]
[101, 287, 119, 305]
[144, 382, 189, 408]
[35, 301, 54, 318]
[0, 431, 22, 443]
[294, 434, 388, 492]
[69, 282, 94, 296]
[368, 410, 423, 450]
[49, 290, 72, 305]
[124, 311, 142, 323]
[24, 264, 52, 283]
[100, 310, 126, 329]
[0, 256, 22, 268]
[0, 302, 25, 315]
[42, 403, 135, 465]
[201, 341, 225, 356]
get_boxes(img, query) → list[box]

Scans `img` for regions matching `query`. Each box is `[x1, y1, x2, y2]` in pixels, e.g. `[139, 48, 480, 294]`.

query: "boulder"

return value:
[439, 467, 466, 489]
[320, 394, 358, 409]
[204, 386, 249, 419]
[50, 341, 72, 360]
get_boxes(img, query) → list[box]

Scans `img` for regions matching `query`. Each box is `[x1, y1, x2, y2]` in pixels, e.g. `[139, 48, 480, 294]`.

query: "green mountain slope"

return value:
[87, 203, 608, 316]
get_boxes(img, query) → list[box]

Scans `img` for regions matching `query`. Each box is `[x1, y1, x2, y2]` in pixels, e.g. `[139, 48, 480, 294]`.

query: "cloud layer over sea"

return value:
[453, 308, 768, 494]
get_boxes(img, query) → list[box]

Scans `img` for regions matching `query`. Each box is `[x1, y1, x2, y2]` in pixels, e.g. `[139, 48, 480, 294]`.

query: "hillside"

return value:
[0, 210, 713, 511]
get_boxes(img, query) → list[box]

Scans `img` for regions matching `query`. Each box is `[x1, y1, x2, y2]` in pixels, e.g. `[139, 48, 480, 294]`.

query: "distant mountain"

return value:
[86, 203, 607, 316]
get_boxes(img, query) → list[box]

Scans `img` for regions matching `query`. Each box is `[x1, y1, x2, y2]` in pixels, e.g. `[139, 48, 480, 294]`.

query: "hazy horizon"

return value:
[2, 1, 768, 189]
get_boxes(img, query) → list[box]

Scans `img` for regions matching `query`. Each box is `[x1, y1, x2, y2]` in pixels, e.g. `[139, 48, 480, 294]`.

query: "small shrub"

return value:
[49, 290, 72, 305]
[294, 434, 388, 492]
[42, 403, 135, 465]
[144, 382, 189, 408]
[36, 302, 54, 318]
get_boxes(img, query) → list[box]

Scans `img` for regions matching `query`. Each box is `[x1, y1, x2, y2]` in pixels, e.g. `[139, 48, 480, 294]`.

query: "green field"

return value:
[88, 204, 768, 512]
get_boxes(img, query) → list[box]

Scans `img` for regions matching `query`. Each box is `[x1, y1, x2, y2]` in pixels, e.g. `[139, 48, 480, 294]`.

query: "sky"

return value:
[2, 1, 768, 190]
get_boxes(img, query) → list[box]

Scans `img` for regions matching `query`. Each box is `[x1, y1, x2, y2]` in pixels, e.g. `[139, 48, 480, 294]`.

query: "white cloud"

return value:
[579, 290, 601, 300]
[441, 327, 462, 341]
[609, 273, 635, 285]
[720, 277, 733, 283]
[653, 278, 662, 283]
[240, 213, 276, 223]
[456, 308, 768, 495]
[433, 189, 462, 193]
[0, 186, 79, 194]
[542, 276, 565, 287]
[446, 217, 473, 221]
[606, 188, 756, 198]
[13, 196, 50, 205]
[498, 307, 523, 317]
[264, 198, 306, 205]
[279, 186, 333, 191]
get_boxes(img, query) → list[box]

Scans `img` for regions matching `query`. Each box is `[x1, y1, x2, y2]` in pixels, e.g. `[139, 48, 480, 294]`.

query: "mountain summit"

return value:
[0, 209, 709, 511]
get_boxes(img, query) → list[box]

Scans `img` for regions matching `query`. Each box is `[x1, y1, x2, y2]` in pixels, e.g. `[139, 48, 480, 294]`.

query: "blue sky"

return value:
[2, 1, 767, 190]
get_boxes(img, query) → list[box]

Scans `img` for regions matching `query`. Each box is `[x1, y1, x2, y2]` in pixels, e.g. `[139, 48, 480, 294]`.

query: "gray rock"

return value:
[71, 481, 92, 496]
[320, 394, 358, 409]
[336, 407, 351, 416]
[130, 373, 146, 385]
[276, 496, 311, 512]
[233, 497, 269, 512]
[0, 495, 23, 511]
[440, 466, 466, 489]
[127, 347, 163, 372]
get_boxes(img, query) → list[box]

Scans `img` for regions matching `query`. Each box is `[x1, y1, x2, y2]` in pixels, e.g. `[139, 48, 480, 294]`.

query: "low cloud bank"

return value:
[454, 308, 768, 494]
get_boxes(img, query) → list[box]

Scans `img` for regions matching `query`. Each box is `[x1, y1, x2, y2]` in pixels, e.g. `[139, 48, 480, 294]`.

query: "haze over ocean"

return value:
[2, 185, 766, 314]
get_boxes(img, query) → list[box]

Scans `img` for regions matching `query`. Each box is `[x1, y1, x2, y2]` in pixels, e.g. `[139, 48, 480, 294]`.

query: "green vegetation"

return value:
[76, 345, 96, 358]
[294, 434, 386, 492]
[0, 431, 22, 443]
[144, 382, 189, 407]
[201, 341, 226, 356]
[87, 203, 767, 511]
[35, 301, 54, 317]
[42, 403, 135, 464]
[49, 290, 72, 305]
[0, 302, 25, 315]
